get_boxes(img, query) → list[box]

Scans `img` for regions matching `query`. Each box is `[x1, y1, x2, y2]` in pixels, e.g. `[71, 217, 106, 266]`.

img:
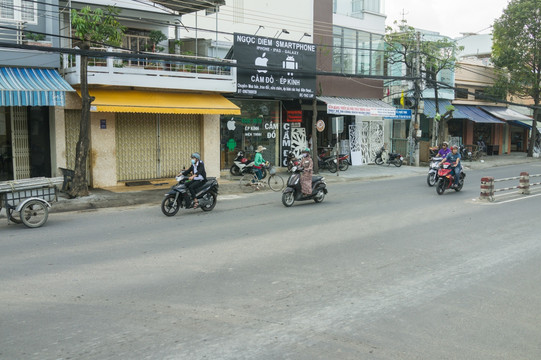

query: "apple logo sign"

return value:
[227, 118, 236, 131]
[255, 52, 268, 73]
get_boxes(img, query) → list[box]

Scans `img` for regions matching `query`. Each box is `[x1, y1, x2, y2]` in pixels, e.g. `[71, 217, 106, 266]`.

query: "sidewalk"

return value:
[50, 153, 538, 213]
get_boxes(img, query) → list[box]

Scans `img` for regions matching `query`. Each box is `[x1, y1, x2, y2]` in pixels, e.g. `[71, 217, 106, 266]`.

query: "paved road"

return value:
[1, 163, 540, 359]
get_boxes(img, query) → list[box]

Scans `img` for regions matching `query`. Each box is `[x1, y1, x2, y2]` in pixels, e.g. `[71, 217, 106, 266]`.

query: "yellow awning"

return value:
[79, 89, 240, 115]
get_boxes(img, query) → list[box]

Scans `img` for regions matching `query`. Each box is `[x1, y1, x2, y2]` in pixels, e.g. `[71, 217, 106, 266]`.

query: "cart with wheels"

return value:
[0, 177, 63, 228]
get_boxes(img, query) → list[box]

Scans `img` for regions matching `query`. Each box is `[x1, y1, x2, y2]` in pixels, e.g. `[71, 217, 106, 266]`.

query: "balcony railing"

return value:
[61, 47, 237, 93]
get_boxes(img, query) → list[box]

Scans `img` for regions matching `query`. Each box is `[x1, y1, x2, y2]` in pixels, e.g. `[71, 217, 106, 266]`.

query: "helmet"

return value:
[301, 147, 310, 153]
[442, 141, 449, 146]
[191, 152, 201, 160]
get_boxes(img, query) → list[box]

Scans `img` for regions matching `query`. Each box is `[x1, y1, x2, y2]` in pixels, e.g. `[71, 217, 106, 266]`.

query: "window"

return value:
[455, 88, 469, 99]
[332, 26, 384, 76]
[364, 0, 381, 13]
[474, 89, 484, 100]
[0, 0, 36, 23]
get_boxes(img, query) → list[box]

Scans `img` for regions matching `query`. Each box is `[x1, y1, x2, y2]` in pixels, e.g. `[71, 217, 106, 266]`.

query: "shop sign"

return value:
[287, 110, 302, 122]
[234, 33, 316, 99]
[281, 123, 292, 166]
[384, 109, 412, 120]
[316, 119, 325, 132]
[327, 104, 397, 117]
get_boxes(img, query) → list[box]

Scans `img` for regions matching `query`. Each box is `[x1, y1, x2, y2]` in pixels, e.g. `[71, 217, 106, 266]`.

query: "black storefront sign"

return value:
[233, 33, 316, 99]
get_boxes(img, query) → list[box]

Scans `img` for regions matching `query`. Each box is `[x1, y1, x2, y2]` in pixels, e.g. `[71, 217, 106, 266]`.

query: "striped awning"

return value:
[0, 67, 74, 107]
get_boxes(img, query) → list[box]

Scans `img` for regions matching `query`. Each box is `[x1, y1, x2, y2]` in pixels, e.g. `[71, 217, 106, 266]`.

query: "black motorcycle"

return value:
[282, 165, 328, 207]
[161, 175, 219, 216]
[374, 146, 403, 167]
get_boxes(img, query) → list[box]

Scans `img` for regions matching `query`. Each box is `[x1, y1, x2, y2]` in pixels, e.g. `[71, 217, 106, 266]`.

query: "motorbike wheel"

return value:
[328, 161, 337, 173]
[161, 195, 180, 216]
[394, 159, 403, 167]
[201, 192, 217, 211]
[436, 179, 446, 195]
[427, 173, 437, 187]
[375, 157, 384, 165]
[455, 175, 465, 192]
[313, 189, 326, 203]
[229, 165, 241, 176]
[282, 192, 295, 207]
[339, 160, 349, 171]
[260, 167, 268, 180]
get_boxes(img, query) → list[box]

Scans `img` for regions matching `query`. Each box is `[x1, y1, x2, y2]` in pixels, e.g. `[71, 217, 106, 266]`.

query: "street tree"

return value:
[69, 6, 125, 197]
[492, 0, 541, 157]
[385, 20, 461, 147]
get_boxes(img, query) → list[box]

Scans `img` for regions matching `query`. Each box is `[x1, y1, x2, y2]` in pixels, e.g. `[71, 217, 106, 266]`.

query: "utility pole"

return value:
[413, 31, 421, 167]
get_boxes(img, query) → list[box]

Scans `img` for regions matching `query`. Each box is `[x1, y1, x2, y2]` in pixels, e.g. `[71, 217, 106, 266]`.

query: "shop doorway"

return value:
[0, 106, 51, 181]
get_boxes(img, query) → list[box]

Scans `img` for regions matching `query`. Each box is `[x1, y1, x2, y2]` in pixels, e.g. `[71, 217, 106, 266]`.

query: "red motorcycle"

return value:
[436, 162, 466, 195]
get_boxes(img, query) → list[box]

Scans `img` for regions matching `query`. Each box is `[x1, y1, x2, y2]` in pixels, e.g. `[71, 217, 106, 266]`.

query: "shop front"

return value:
[220, 99, 281, 170]
[0, 67, 74, 181]
[316, 97, 401, 165]
[65, 89, 240, 187]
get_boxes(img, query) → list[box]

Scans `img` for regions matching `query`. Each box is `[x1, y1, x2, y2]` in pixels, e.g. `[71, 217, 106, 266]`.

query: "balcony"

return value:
[60, 47, 236, 93]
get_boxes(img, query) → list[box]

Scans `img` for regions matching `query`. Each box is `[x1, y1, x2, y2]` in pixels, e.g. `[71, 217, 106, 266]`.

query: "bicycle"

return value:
[239, 163, 284, 193]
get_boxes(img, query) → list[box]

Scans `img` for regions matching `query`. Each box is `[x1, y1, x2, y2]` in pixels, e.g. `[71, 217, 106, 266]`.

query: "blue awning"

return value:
[423, 99, 454, 118]
[453, 105, 505, 124]
[508, 120, 532, 129]
[0, 67, 74, 107]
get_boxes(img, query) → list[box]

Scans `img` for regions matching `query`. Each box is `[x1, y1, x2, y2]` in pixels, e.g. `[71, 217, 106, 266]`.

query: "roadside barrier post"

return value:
[519, 172, 530, 195]
[479, 176, 494, 202]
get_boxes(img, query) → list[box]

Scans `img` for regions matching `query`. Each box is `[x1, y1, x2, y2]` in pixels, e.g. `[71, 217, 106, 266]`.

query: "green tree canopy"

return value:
[492, 0, 541, 156]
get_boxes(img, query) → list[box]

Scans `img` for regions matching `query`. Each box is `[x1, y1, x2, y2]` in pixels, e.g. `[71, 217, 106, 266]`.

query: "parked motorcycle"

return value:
[318, 150, 349, 172]
[282, 165, 328, 207]
[161, 174, 219, 216]
[374, 146, 403, 167]
[459, 144, 473, 162]
[427, 156, 443, 186]
[435, 162, 466, 195]
[229, 150, 267, 178]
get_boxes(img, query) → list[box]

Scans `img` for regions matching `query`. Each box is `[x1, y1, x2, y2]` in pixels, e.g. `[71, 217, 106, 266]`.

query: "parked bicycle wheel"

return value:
[268, 174, 284, 191]
[239, 174, 256, 193]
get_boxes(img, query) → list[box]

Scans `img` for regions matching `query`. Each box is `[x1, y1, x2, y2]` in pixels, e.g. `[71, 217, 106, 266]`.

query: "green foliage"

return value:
[24, 31, 45, 41]
[385, 19, 462, 86]
[492, 0, 541, 102]
[148, 30, 167, 52]
[71, 6, 125, 49]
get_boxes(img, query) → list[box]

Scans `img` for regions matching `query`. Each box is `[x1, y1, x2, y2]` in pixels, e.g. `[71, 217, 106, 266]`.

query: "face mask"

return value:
[191, 159, 196, 164]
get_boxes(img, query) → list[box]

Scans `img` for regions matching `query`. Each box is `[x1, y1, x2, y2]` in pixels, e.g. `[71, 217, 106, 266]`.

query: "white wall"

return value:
[178, 0, 314, 44]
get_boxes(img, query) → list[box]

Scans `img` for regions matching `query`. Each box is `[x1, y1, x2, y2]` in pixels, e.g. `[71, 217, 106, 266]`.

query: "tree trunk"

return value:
[312, 98, 319, 174]
[432, 73, 439, 147]
[68, 51, 91, 197]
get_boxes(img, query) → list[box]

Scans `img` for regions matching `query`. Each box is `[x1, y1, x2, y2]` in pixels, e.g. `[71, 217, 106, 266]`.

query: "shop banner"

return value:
[234, 33, 316, 99]
[327, 103, 397, 117]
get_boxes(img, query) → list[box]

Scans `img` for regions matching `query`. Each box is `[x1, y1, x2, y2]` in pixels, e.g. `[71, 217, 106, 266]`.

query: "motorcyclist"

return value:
[299, 148, 313, 196]
[439, 145, 462, 188]
[181, 152, 206, 208]
[436, 141, 451, 158]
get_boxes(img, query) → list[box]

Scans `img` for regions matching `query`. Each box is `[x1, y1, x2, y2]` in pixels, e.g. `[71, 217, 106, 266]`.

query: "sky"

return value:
[384, 0, 511, 38]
